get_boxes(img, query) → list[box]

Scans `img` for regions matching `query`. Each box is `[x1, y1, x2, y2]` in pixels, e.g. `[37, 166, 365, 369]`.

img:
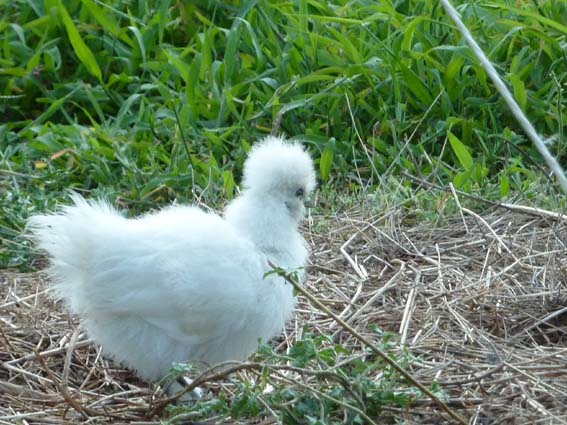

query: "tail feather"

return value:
[27, 195, 121, 313]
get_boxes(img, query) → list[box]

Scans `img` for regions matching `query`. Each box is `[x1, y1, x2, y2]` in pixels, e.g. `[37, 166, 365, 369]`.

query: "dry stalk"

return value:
[399, 271, 420, 346]
[148, 361, 371, 419]
[268, 261, 469, 425]
[34, 350, 100, 418]
[345, 260, 406, 325]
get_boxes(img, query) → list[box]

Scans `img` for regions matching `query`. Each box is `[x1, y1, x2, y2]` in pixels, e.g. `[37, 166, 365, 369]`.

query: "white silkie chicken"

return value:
[28, 136, 316, 386]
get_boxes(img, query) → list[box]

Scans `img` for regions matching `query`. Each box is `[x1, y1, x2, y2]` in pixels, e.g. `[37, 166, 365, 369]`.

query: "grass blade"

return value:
[56, 0, 102, 81]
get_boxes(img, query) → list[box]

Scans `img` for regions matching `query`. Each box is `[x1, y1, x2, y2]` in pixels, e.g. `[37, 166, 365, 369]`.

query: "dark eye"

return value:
[295, 188, 304, 197]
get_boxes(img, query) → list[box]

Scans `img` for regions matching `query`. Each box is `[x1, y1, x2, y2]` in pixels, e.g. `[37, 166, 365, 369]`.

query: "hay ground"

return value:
[2, 198, 567, 424]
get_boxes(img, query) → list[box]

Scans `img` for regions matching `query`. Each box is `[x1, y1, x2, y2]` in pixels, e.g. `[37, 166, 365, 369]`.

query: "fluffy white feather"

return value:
[28, 136, 316, 382]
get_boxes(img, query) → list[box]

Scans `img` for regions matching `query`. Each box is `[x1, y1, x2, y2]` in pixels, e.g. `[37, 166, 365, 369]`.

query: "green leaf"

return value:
[445, 55, 465, 85]
[488, 4, 567, 35]
[263, 267, 286, 280]
[82, 0, 127, 43]
[224, 24, 241, 87]
[128, 25, 146, 68]
[400, 66, 432, 105]
[223, 170, 235, 199]
[32, 86, 81, 125]
[327, 26, 362, 63]
[501, 174, 510, 197]
[56, 0, 102, 81]
[401, 16, 425, 52]
[448, 132, 473, 171]
[510, 74, 527, 111]
[236, 17, 263, 64]
[164, 49, 190, 82]
[319, 143, 334, 182]
[453, 170, 470, 190]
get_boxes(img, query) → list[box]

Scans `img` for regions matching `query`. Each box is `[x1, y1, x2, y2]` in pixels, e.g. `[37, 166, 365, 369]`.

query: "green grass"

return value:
[2, 1, 566, 201]
[1, 0, 567, 420]
[161, 329, 427, 424]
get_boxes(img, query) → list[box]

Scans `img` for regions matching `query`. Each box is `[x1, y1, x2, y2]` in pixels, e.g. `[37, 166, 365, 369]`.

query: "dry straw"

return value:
[3, 192, 567, 423]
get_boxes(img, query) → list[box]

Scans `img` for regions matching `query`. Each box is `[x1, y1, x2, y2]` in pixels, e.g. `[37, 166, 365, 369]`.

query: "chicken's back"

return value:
[28, 197, 248, 314]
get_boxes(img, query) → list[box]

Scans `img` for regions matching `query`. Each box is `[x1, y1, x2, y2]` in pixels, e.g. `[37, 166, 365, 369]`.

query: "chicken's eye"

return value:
[295, 188, 304, 198]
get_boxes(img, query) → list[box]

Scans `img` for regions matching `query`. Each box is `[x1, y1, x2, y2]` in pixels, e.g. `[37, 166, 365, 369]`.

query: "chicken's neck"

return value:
[224, 194, 306, 267]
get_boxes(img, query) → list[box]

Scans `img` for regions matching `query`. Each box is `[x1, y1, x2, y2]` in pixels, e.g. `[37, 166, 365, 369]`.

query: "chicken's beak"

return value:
[303, 198, 313, 208]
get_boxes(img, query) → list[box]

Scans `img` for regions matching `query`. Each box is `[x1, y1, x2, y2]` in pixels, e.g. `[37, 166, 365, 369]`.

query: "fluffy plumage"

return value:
[28, 136, 316, 382]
